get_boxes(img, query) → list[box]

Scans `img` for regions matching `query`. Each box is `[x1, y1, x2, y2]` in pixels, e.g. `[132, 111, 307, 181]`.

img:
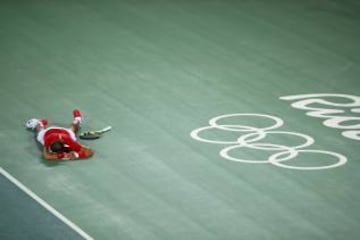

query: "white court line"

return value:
[0, 167, 94, 240]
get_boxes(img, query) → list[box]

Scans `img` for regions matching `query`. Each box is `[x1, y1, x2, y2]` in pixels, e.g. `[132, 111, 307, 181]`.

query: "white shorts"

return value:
[36, 127, 77, 145]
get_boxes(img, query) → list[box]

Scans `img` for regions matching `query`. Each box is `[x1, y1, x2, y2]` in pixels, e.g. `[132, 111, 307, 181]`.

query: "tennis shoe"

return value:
[25, 118, 48, 130]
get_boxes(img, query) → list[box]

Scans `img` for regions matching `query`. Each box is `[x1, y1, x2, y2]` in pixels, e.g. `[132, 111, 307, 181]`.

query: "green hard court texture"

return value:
[1, 0, 360, 239]
[0, 173, 86, 240]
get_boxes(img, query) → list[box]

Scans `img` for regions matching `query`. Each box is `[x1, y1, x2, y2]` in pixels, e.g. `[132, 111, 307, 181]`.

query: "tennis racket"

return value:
[79, 126, 112, 140]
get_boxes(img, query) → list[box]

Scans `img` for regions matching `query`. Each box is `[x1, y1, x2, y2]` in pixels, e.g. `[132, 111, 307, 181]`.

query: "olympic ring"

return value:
[190, 125, 265, 144]
[190, 113, 347, 170]
[268, 150, 347, 170]
[220, 143, 298, 164]
[236, 131, 314, 150]
[209, 113, 284, 132]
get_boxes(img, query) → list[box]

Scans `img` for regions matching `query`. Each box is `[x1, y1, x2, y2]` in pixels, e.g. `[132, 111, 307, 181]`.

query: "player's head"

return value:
[49, 140, 65, 153]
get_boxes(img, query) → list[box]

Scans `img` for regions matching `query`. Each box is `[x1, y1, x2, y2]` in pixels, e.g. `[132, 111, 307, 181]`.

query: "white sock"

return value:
[73, 117, 82, 125]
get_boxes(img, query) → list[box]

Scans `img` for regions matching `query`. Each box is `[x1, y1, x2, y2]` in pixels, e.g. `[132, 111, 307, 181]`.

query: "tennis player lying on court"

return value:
[25, 109, 94, 160]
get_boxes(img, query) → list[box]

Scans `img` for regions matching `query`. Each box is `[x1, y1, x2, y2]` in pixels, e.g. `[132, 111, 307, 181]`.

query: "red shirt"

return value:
[43, 128, 82, 152]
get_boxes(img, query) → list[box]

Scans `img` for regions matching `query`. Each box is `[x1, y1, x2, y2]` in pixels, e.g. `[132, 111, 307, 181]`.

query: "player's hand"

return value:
[60, 152, 76, 160]
[68, 152, 78, 160]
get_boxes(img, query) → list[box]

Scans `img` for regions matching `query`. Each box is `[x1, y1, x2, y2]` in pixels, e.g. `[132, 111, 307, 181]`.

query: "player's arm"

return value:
[42, 147, 72, 160]
[42, 147, 59, 160]
[71, 145, 94, 159]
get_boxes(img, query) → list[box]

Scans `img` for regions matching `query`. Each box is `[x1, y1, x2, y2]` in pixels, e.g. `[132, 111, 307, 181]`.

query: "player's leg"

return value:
[71, 109, 82, 133]
[26, 118, 49, 147]
[26, 118, 48, 135]
[35, 119, 48, 135]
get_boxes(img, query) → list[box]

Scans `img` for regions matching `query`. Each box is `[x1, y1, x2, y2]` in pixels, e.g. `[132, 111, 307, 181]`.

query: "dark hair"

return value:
[49, 141, 65, 153]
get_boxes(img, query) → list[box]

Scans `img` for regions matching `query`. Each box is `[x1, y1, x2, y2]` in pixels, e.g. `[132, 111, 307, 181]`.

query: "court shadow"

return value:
[40, 159, 64, 167]
[41, 157, 93, 167]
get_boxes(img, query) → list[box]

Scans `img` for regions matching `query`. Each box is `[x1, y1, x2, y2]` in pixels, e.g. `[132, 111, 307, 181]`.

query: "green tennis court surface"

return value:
[1, 0, 359, 239]
[0, 169, 88, 240]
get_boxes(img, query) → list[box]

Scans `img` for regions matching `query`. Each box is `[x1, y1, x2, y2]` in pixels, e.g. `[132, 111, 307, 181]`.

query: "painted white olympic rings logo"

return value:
[190, 113, 347, 170]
